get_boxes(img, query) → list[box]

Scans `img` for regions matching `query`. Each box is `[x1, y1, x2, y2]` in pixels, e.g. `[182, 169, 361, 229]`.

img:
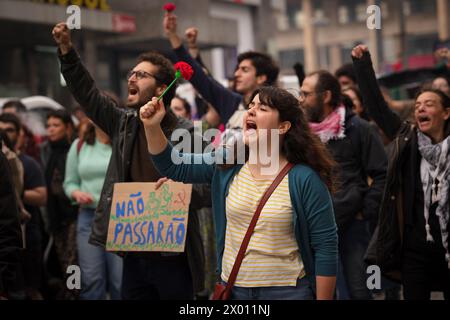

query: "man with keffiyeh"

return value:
[300, 70, 388, 300]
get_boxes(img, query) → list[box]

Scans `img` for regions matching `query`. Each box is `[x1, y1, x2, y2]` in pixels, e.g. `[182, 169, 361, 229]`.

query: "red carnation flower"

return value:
[174, 61, 194, 81]
[163, 3, 176, 12]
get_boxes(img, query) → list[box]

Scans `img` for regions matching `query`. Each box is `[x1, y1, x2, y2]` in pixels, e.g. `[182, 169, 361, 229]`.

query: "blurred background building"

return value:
[273, 0, 450, 75]
[0, 0, 449, 108]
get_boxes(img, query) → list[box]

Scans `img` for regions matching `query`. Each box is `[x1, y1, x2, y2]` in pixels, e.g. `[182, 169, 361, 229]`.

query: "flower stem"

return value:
[157, 70, 181, 102]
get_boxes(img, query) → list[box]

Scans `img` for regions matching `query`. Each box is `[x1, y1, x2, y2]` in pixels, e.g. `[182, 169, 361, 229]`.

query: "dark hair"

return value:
[343, 86, 370, 121]
[237, 51, 279, 86]
[335, 63, 357, 84]
[73, 105, 84, 113]
[137, 51, 176, 108]
[80, 120, 96, 145]
[2, 100, 27, 113]
[47, 109, 74, 127]
[309, 70, 342, 108]
[0, 129, 15, 150]
[0, 113, 22, 132]
[341, 94, 354, 110]
[221, 86, 337, 193]
[415, 89, 450, 138]
[174, 95, 192, 117]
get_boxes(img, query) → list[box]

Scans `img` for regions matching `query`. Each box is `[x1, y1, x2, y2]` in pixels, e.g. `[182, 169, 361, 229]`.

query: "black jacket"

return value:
[352, 51, 450, 281]
[0, 146, 22, 296]
[327, 108, 388, 232]
[58, 48, 205, 293]
[41, 139, 78, 232]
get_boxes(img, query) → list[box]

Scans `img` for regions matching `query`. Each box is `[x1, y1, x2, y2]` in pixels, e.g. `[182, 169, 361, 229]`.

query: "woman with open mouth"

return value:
[352, 45, 450, 300]
[139, 86, 338, 300]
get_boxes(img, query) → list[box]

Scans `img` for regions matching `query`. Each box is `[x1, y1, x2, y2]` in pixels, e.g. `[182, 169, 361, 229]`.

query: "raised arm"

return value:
[163, 14, 242, 124]
[140, 98, 215, 184]
[52, 23, 122, 138]
[185, 27, 212, 76]
[351, 45, 402, 140]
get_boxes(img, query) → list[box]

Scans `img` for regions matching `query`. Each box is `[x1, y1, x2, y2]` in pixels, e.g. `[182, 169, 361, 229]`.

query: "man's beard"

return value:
[126, 101, 141, 110]
[305, 97, 325, 123]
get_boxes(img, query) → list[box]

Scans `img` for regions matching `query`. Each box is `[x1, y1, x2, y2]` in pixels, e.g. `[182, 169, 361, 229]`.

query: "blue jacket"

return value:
[150, 143, 338, 292]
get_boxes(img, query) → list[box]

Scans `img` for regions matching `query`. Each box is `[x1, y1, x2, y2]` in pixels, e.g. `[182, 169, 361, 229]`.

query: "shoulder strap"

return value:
[76, 139, 84, 155]
[224, 162, 295, 293]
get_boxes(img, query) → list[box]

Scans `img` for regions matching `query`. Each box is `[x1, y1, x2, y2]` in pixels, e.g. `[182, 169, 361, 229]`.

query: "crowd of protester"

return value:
[0, 10, 449, 301]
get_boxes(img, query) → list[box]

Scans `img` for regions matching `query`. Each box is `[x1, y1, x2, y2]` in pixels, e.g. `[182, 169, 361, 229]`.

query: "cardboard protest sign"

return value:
[106, 182, 192, 252]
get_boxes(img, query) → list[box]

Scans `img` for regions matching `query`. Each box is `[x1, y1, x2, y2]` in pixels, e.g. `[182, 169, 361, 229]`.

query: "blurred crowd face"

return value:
[46, 116, 68, 142]
[0, 121, 18, 147]
[432, 77, 450, 97]
[299, 74, 325, 122]
[415, 91, 450, 141]
[2, 106, 18, 114]
[127, 61, 161, 109]
[170, 97, 190, 119]
[343, 88, 363, 116]
[234, 59, 264, 95]
[337, 75, 355, 91]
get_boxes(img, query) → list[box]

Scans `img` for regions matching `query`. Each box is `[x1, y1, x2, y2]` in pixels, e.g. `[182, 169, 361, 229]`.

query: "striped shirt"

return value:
[222, 163, 305, 287]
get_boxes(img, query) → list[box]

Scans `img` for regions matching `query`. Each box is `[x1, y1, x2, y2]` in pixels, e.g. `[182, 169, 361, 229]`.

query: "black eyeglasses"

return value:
[127, 70, 159, 81]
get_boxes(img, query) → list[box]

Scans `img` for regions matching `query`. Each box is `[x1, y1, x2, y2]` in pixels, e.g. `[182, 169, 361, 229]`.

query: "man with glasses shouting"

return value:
[52, 22, 205, 300]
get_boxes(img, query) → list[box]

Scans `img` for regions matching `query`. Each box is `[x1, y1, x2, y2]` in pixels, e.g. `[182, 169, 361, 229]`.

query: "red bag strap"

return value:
[76, 138, 84, 155]
[224, 162, 295, 293]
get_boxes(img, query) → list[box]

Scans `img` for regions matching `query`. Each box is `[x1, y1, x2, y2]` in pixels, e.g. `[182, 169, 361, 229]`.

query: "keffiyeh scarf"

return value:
[309, 105, 346, 143]
[417, 131, 450, 269]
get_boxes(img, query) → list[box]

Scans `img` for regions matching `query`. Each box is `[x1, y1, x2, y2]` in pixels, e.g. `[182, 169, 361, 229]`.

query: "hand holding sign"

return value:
[155, 177, 172, 190]
[106, 182, 192, 252]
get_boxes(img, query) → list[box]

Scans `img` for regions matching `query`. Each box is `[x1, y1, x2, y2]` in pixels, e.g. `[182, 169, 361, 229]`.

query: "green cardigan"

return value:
[150, 143, 338, 292]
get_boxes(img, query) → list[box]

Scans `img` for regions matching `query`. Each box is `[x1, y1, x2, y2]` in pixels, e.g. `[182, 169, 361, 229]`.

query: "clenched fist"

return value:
[140, 97, 166, 129]
[351, 44, 369, 59]
[163, 13, 178, 38]
[185, 27, 198, 47]
[52, 22, 73, 55]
